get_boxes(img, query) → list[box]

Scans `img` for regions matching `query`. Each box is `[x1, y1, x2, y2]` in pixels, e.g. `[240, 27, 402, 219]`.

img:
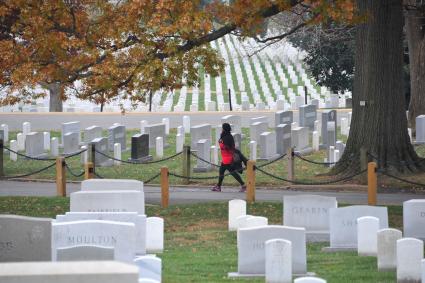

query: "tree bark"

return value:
[47, 82, 63, 112]
[334, 0, 421, 173]
[406, 4, 425, 132]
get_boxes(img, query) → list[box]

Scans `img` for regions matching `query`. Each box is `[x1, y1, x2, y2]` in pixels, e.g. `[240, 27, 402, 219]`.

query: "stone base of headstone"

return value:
[321, 246, 356, 253]
[228, 272, 316, 279]
[128, 155, 153, 163]
[294, 147, 313, 156]
[306, 231, 330, 243]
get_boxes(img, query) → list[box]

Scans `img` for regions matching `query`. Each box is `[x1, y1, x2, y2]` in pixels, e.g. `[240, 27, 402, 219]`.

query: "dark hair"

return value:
[222, 123, 231, 133]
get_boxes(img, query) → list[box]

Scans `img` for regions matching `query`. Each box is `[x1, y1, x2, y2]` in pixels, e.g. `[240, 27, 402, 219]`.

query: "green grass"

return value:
[198, 67, 206, 111]
[184, 91, 192, 112]
[172, 89, 181, 110]
[0, 198, 403, 283]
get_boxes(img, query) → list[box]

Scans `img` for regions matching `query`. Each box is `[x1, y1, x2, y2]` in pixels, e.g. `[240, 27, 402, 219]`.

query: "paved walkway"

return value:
[0, 181, 423, 205]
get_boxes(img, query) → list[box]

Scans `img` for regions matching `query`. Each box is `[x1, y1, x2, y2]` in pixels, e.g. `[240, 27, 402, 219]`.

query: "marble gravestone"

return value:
[258, 132, 279, 161]
[323, 206, 388, 251]
[0, 215, 52, 262]
[144, 123, 167, 149]
[403, 199, 425, 240]
[415, 115, 425, 144]
[228, 225, 307, 277]
[229, 199, 247, 231]
[90, 137, 113, 167]
[275, 111, 293, 127]
[265, 239, 292, 283]
[55, 212, 146, 255]
[57, 245, 114, 261]
[357, 216, 379, 256]
[190, 124, 211, 149]
[397, 238, 423, 283]
[108, 125, 126, 151]
[25, 132, 45, 158]
[70, 190, 145, 215]
[61, 121, 81, 145]
[146, 217, 164, 254]
[276, 124, 291, 155]
[83, 126, 102, 144]
[284, 195, 337, 242]
[320, 110, 336, 149]
[133, 255, 162, 282]
[63, 132, 80, 155]
[299, 105, 317, 130]
[52, 220, 137, 263]
[193, 139, 211, 172]
[292, 127, 310, 152]
[129, 134, 152, 162]
[0, 261, 139, 283]
[250, 122, 268, 143]
[294, 277, 326, 283]
[377, 228, 402, 271]
[232, 133, 242, 149]
[81, 179, 144, 192]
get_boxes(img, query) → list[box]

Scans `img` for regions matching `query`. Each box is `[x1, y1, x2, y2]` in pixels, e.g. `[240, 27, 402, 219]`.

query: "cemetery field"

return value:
[5, 128, 425, 189]
[0, 197, 406, 282]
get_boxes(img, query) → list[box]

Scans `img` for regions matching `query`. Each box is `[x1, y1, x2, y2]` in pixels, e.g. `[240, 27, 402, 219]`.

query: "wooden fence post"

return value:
[160, 167, 169, 208]
[182, 145, 191, 184]
[56, 157, 66, 197]
[84, 162, 94, 180]
[287, 147, 294, 181]
[246, 160, 256, 204]
[368, 162, 377, 205]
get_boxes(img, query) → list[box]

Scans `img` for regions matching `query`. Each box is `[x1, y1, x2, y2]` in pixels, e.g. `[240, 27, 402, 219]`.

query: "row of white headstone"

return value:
[227, 196, 425, 282]
[0, 179, 164, 283]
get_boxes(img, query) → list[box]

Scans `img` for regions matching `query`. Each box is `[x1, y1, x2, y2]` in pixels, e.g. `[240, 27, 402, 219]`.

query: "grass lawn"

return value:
[0, 197, 403, 282]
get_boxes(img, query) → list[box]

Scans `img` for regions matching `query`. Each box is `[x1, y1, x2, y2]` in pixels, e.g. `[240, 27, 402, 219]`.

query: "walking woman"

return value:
[212, 123, 246, 192]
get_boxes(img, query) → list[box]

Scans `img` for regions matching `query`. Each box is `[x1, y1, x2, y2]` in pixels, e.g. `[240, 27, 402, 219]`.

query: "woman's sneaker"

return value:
[239, 185, 247, 192]
[211, 185, 221, 192]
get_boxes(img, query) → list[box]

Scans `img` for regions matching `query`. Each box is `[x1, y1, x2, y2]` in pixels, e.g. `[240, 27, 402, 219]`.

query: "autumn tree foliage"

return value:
[0, 0, 355, 111]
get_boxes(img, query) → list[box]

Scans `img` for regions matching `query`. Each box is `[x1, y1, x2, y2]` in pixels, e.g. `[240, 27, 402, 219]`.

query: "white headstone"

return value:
[312, 131, 319, 151]
[155, 137, 163, 158]
[403, 199, 425, 240]
[140, 120, 148, 134]
[249, 141, 257, 161]
[22, 122, 31, 137]
[51, 137, 59, 157]
[229, 200, 247, 231]
[176, 133, 184, 153]
[183, 116, 190, 134]
[397, 238, 423, 282]
[70, 190, 145, 214]
[17, 133, 24, 151]
[146, 217, 164, 253]
[43, 132, 50, 150]
[235, 225, 306, 275]
[113, 143, 121, 166]
[9, 140, 17, 161]
[265, 239, 292, 283]
[133, 255, 162, 282]
[81, 145, 88, 164]
[25, 132, 45, 158]
[0, 124, 8, 143]
[161, 118, 170, 135]
[211, 145, 219, 165]
[236, 215, 253, 229]
[82, 179, 144, 192]
[377, 228, 402, 271]
[357, 216, 379, 256]
[284, 195, 337, 242]
[245, 216, 268, 228]
[327, 206, 388, 249]
[52, 220, 137, 262]
[56, 212, 146, 255]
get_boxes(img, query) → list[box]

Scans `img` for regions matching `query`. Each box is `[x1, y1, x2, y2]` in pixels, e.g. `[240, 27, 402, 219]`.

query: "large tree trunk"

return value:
[406, 4, 425, 132]
[334, 0, 421, 174]
[47, 82, 63, 112]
